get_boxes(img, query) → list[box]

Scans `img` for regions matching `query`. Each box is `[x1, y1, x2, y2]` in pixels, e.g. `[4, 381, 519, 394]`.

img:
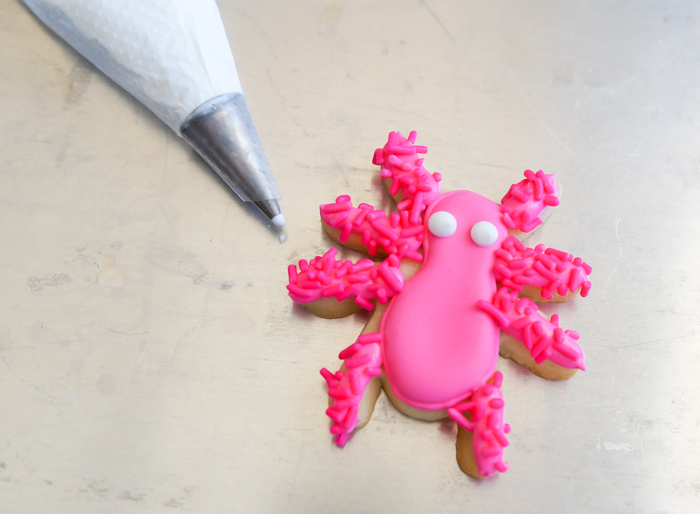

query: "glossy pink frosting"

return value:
[380, 191, 508, 410]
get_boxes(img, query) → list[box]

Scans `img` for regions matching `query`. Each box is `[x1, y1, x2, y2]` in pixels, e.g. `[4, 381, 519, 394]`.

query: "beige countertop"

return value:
[1, 0, 699, 512]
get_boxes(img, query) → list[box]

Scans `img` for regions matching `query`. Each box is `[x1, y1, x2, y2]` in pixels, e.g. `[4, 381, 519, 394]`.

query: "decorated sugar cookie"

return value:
[287, 132, 591, 478]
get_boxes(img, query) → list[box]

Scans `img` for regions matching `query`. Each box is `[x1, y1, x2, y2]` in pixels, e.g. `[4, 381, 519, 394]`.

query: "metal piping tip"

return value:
[180, 92, 283, 225]
[253, 199, 286, 226]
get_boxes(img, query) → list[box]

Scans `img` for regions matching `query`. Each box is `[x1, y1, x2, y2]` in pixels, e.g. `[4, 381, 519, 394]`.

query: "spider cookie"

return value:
[286, 131, 592, 478]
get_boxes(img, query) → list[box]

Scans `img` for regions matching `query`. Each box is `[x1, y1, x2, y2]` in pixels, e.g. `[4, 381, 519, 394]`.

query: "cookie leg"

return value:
[320, 333, 383, 447]
[478, 287, 586, 374]
[448, 371, 510, 478]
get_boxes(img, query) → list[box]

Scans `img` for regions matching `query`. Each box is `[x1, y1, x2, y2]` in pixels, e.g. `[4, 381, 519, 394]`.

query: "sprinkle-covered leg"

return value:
[500, 169, 560, 234]
[372, 130, 442, 224]
[477, 287, 586, 372]
[449, 371, 510, 478]
[320, 333, 384, 447]
[493, 236, 592, 302]
[321, 196, 425, 261]
[287, 248, 405, 315]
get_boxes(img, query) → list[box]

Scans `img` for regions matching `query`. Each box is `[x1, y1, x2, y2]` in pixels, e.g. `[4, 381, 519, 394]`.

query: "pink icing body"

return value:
[286, 131, 592, 478]
[380, 190, 508, 410]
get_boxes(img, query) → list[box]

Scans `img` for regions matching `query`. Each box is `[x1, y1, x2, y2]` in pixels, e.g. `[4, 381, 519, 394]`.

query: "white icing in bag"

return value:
[24, 0, 243, 133]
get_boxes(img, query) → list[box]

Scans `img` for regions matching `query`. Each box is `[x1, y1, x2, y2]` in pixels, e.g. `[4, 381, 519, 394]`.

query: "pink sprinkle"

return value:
[511, 238, 526, 252]
[344, 353, 373, 369]
[501, 212, 516, 229]
[492, 429, 510, 447]
[447, 409, 474, 431]
[489, 398, 505, 409]
[386, 254, 400, 267]
[477, 300, 511, 328]
[345, 405, 358, 426]
[534, 177, 544, 200]
[287, 265, 298, 284]
[495, 263, 512, 279]
[566, 330, 580, 340]
[349, 373, 361, 396]
[333, 399, 358, 410]
[378, 266, 404, 294]
[368, 240, 378, 255]
[553, 327, 565, 343]
[389, 213, 400, 228]
[531, 336, 551, 360]
[354, 296, 374, 310]
[581, 260, 593, 274]
[534, 252, 557, 271]
[553, 342, 578, 361]
[508, 259, 528, 270]
[287, 284, 314, 298]
[323, 201, 353, 213]
[495, 462, 509, 473]
[510, 316, 533, 330]
[328, 388, 351, 400]
[557, 283, 568, 297]
[349, 260, 374, 273]
[319, 368, 335, 385]
[338, 343, 361, 360]
[532, 321, 544, 336]
[454, 400, 476, 412]
[397, 198, 412, 211]
[322, 283, 345, 297]
[358, 333, 382, 344]
[495, 249, 513, 261]
[339, 223, 352, 243]
[372, 221, 400, 241]
[401, 225, 423, 238]
[360, 229, 371, 246]
[543, 195, 559, 206]
[533, 260, 558, 280]
[581, 281, 592, 297]
[545, 247, 571, 261]
[511, 187, 529, 203]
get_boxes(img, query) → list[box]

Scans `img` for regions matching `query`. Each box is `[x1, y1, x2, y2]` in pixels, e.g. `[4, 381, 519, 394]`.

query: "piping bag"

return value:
[23, 0, 285, 227]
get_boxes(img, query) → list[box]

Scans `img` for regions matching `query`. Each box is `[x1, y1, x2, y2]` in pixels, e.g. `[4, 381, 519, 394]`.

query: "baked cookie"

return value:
[287, 131, 592, 478]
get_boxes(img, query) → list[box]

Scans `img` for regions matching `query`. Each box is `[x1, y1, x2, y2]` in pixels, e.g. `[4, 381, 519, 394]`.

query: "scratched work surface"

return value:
[1, 0, 698, 512]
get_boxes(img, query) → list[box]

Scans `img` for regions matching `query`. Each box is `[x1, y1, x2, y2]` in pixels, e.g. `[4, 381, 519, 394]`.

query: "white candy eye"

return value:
[428, 211, 457, 237]
[470, 221, 498, 247]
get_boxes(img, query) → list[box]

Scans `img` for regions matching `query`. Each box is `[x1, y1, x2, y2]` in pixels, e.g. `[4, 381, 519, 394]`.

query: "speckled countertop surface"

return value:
[1, 1, 699, 512]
